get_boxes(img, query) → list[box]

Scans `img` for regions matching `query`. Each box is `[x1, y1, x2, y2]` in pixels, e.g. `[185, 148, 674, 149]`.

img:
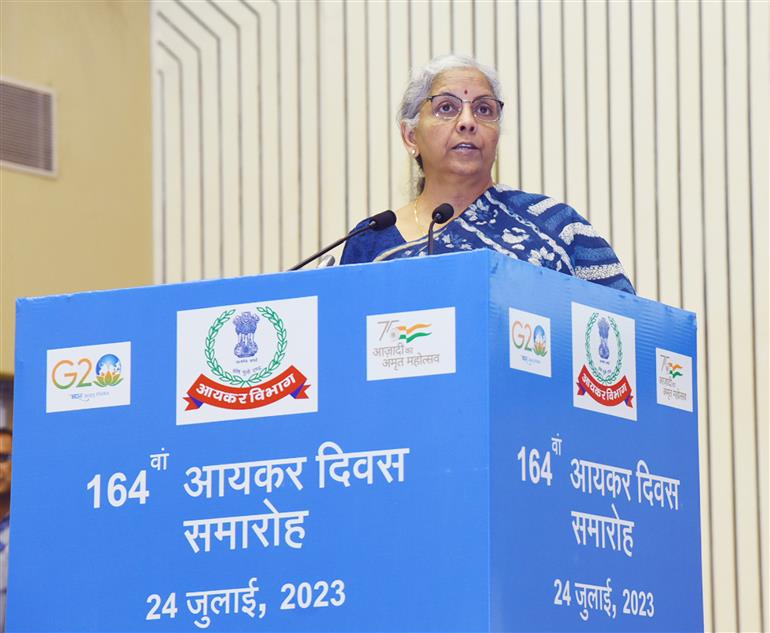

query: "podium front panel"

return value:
[11, 254, 493, 632]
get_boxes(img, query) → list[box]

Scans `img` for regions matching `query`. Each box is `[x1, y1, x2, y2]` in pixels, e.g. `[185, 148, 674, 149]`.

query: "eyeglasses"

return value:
[426, 93, 504, 122]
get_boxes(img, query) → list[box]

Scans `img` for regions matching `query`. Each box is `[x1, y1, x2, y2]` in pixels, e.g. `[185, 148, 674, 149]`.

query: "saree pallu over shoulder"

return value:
[340, 185, 636, 295]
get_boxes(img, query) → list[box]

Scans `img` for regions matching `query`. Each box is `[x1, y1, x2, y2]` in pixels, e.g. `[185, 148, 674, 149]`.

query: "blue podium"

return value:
[10, 250, 703, 632]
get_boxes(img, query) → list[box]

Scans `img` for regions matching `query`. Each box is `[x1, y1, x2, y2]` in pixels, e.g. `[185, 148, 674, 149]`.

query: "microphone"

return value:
[427, 203, 454, 255]
[289, 210, 397, 271]
[366, 209, 398, 231]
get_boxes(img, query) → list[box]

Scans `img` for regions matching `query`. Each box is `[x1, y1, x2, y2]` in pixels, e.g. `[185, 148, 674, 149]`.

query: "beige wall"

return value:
[0, 0, 153, 375]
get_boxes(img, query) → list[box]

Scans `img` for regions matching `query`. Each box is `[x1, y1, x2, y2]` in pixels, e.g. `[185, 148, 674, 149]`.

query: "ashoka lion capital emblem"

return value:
[597, 317, 611, 361]
[233, 311, 260, 358]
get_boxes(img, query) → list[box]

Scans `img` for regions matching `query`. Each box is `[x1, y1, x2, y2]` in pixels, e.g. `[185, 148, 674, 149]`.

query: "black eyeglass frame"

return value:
[425, 92, 505, 122]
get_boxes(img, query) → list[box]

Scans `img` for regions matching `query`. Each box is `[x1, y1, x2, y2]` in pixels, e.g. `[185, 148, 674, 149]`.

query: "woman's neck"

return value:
[417, 174, 494, 221]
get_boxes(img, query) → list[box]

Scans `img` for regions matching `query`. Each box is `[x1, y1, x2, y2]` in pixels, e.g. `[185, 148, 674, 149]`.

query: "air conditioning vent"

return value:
[0, 78, 55, 176]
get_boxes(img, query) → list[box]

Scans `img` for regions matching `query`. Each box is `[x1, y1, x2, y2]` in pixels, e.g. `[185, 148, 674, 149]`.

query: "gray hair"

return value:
[398, 54, 503, 130]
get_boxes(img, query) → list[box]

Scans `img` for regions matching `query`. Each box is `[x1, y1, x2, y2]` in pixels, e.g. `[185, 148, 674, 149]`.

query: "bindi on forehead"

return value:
[432, 69, 492, 97]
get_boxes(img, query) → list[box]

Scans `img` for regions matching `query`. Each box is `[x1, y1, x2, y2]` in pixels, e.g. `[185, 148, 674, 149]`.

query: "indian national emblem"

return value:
[586, 313, 622, 384]
[233, 311, 259, 358]
[598, 317, 610, 360]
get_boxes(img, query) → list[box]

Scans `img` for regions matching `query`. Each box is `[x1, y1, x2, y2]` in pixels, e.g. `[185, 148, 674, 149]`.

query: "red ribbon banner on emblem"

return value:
[184, 365, 310, 411]
[576, 365, 634, 408]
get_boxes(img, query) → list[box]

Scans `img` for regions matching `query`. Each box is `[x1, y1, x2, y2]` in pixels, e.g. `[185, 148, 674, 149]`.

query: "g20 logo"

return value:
[511, 321, 548, 357]
[51, 354, 123, 389]
[46, 342, 131, 412]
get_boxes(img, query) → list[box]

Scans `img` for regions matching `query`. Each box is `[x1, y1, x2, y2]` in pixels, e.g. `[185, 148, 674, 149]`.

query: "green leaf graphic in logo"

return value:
[668, 363, 683, 379]
[94, 372, 123, 387]
[397, 323, 431, 344]
[584, 312, 623, 386]
[205, 307, 287, 387]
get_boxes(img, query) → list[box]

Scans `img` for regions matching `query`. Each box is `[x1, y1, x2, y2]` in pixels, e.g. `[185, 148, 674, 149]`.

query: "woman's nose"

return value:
[456, 103, 477, 132]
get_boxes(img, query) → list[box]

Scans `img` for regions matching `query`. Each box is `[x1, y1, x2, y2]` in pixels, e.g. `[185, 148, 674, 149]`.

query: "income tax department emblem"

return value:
[572, 303, 636, 421]
[177, 297, 317, 424]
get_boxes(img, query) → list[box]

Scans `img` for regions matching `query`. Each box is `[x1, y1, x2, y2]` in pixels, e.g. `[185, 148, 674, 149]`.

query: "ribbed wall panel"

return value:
[151, 2, 768, 630]
[749, 4, 769, 628]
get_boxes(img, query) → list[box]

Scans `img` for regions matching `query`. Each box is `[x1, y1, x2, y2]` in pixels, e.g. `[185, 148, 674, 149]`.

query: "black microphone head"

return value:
[368, 210, 397, 230]
[432, 203, 454, 224]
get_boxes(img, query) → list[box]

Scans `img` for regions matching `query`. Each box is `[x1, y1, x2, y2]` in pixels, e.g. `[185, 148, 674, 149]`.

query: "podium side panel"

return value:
[487, 254, 703, 632]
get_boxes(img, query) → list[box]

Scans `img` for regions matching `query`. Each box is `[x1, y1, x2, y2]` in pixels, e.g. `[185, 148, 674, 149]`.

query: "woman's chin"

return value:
[442, 161, 491, 180]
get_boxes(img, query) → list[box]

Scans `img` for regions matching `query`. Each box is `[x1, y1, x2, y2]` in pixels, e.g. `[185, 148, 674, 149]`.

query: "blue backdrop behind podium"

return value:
[10, 250, 702, 632]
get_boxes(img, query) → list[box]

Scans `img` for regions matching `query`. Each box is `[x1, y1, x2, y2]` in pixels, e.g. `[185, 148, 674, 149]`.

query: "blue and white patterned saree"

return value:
[341, 185, 635, 294]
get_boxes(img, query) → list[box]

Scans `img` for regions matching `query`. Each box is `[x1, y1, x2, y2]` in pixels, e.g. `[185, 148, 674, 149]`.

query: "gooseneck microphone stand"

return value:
[427, 203, 454, 255]
[289, 210, 397, 271]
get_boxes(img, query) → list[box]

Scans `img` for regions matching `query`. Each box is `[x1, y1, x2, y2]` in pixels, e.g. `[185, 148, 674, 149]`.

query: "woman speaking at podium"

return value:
[341, 54, 635, 295]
